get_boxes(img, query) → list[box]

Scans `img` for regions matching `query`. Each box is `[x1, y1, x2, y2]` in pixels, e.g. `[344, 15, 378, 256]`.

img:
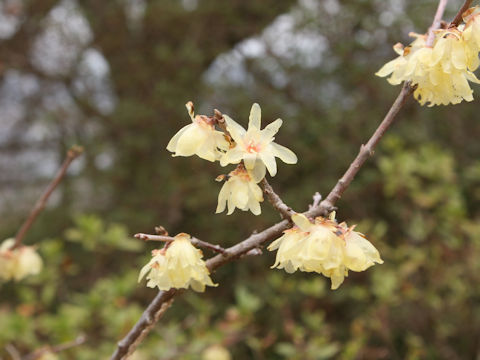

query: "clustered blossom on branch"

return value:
[167, 102, 297, 215]
[377, 6, 480, 106]
[0, 238, 43, 282]
[157, 101, 383, 293]
[268, 213, 383, 289]
[138, 233, 216, 292]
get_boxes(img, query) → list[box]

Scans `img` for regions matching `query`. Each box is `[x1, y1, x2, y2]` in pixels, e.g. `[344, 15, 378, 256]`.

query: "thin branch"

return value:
[12, 146, 83, 250]
[260, 178, 295, 219]
[426, 0, 449, 47]
[134, 233, 227, 254]
[134, 233, 173, 242]
[24, 335, 86, 360]
[122, 298, 174, 360]
[5, 344, 21, 360]
[309, 192, 322, 210]
[312, 83, 414, 214]
[449, 0, 473, 28]
[110, 292, 177, 360]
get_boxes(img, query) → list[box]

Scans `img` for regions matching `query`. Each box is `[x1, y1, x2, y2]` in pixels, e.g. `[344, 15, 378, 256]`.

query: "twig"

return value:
[110, 291, 176, 360]
[134, 233, 227, 254]
[449, 0, 473, 28]
[12, 145, 83, 250]
[110, 82, 414, 360]
[309, 192, 322, 210]
[5, 344, 21, 360]
[426, 0, 449, 47]
[260, 178, 294, 219]
[313, 83, 414, 214]
[134, 233, 173, 242]
[122, 298, 174, 360]
[24, 335, 86, 360]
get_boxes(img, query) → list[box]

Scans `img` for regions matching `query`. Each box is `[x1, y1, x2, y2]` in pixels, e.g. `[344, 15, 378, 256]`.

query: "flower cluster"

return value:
[0, 238, 43, 282]
[268, 213, 383, 289]
[167, 102, 297, 215]
[376, 8, 480, 106]
[138, 233, 217, 292]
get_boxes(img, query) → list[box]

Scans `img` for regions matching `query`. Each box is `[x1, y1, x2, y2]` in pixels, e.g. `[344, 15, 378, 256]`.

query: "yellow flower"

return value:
[0, 238, 43, 282]
[463, 6, 480, 52]
[167, 102, 229, 162]
[138, 233, 217, 292]
[268, 214, 383, 290]
[220, 103, 297, 181]
[202, 345, 232, 360]
[376, 31, 480, 106]
[216, 165, 264, 215]
[37, 352, 59, 360]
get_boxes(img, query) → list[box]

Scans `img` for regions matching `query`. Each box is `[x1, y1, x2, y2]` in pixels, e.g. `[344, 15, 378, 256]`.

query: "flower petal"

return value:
[261, 118, 283, 141]
[248, 103, 262, 130]
[291, 213, 312, 232]
[249, 162, 266, 183]
[224, 114, 246, 143]
[243, 153, 258, 170]
[259, 152, 277, 177]
[270, 143, 297, 164]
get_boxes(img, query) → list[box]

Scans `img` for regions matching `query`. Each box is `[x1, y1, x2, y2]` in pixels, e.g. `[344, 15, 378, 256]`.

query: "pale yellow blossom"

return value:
[138, 233, 217, 292]
[268, 214, 383, 290]
[0, 238, 43, 282]
[220, 103, 297, 181]
[216, 165, 264, 215]
[376, 30, 480, 106]
[463, 6, 480, 52]
[37, 351, 59, 360]
[167, 102, 229, 162]
[202, 345, 232, 360]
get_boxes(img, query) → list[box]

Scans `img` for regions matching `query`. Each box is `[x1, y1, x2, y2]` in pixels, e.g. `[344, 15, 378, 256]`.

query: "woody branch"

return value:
[12, 145, 83, 250]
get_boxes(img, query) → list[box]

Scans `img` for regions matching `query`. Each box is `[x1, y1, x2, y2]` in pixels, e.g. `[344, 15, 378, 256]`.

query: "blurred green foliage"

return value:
[3, 0, 480, 359]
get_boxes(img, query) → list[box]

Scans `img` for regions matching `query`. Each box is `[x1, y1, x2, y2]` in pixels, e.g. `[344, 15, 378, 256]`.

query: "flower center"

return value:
[246, 140, 261, 153]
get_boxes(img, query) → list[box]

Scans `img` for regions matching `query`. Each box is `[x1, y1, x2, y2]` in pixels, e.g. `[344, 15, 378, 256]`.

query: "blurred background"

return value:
[2, 0, 480, 359]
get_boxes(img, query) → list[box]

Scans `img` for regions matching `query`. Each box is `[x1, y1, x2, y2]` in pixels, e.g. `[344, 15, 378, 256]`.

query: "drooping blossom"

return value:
[0, 238, 43, 282]
[138, 233, 217, 292]
[216, 164, 264, 216]
[268, 213, 383, 289]
[167, 102, 229, 162]
[376, 29, 480, 106]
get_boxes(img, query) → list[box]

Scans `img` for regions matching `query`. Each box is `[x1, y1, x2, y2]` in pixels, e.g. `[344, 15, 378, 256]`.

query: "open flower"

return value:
[463, 6, 480, 52]
[0, 238, 43, 282]
[268, 213, 383, 289]
[216, 164, 264, 215]
[167, 102, 229, 162]
[376, 30, 480, 106]
[138, 233, 217, 292]
[220, 103, 297, 181]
